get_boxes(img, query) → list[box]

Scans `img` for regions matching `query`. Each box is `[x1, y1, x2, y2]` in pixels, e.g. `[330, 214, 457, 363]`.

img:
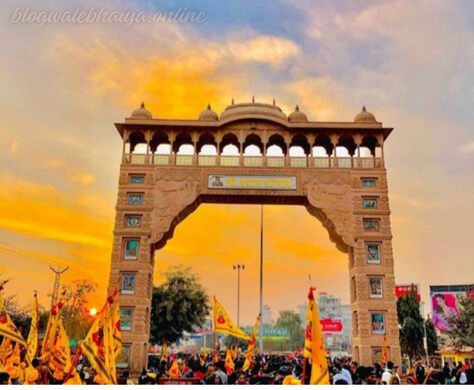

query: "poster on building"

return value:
[208, 175, 297, 190]
[430, 285, 474, 333]
[395, 283, 421, 302]
[320, 319, 343, 334]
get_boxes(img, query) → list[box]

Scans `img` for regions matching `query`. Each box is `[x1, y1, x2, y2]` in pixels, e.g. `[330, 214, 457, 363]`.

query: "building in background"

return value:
[298, 292, 352, 355]
[262, 304, 273, 326]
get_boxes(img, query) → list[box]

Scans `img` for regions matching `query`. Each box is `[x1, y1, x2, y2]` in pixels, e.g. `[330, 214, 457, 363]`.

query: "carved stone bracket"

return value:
[150, 169, 202, 248]
[303, 171, 355, 253]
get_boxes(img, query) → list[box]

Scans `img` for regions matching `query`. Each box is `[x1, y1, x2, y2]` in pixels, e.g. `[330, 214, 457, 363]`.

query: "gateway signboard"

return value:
[208, 175, 297, 190]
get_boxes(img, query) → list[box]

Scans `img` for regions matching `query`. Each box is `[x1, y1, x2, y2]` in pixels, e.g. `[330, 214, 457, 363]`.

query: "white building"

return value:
[262, 304, 273, 326]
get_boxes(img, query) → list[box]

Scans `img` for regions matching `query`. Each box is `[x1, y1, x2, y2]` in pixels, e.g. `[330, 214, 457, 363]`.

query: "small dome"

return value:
[131, 102, 152, 119]
[354, 106, 377, 123]
[288, 105, 308, 123]
[220, 100, 287, 121]
[199, 104, 218, 121]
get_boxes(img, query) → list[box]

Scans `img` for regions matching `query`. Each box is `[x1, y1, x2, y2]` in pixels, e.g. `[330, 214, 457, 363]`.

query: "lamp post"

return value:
[233, 264, 245, 327]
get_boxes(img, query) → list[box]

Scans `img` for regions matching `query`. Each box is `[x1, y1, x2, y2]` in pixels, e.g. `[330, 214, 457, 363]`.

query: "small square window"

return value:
[128, 193, 143, 205]
[362, 178, 377, 187]
[369, 277, 383, 299]
[116, 345, 130, 368]
[363, 198, 378, 209]
[371, 313, 386, 335]
[120, 309, 133, 331]
[364, 219, 380, 232]
[124, 239, 139, 260]
[130, 175, 145, 184]
[121, 273, 136, 295]
[126, 215, 141, 227]
[366, 243, 381, 264]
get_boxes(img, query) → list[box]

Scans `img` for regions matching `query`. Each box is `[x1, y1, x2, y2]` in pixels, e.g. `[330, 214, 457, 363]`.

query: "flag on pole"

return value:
[0, 337, 13, 367]
[81, 287, 122, 385]
[0, 290, 27, 348]
[243, 314, 260, 371]
[51, 319, 72, 375]
[168, 357, 181, 379]
[382, 335, 389, 363]
[224, 348, 234, 375]
[213, 297, 251, 341]
[160, 343, 169, 363]
[26, 292, 39, 363]
[41, 302, 62, 359]
[304, 287, 330, 385]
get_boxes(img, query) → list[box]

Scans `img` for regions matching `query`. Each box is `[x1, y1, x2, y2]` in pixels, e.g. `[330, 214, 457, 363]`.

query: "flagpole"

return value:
[259, 205, 264, 353]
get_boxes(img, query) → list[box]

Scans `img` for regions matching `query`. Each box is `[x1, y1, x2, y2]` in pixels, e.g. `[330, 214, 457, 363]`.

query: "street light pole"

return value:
[233, 264, 245, 327]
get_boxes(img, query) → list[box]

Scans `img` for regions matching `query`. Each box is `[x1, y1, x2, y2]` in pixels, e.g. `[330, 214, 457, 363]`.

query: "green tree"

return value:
[150, 266, 210, 344]
[397, 286, 424, 361]
[275, 310, 304, 350]
[425, 317, 439, 355]
[60, 279, 97, 340]
[447, 293, 474, 345]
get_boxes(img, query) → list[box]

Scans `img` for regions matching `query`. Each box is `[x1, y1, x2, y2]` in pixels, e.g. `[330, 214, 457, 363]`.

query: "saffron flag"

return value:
[213, 297, 251, 341]
[160, 343, 168, 362]
[168, 358, 181, 378]
[224, 348, 234, 375]
[304, 287, 330, 385]
[0, 337, 13, 367]
[26, 292, 39, 363]
[81, 287, 122, 385]
[243, 314, 260, 371]
[382, 335, 388, 363]
[51, 320, 72, 374]
[0, 290, 27, 348]
[41, 302, 63, 360]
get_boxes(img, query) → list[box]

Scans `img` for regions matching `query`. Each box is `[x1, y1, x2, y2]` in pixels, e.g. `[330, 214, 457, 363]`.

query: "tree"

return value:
[397, 286, 424, 361]
[150, 266, 210, 344]
[60, 279, 97, 340]
[275, 310, 305, 350]
[425, 317, 439, 355]
[3, 295, 31, 339]
[447, 293, 474, 345]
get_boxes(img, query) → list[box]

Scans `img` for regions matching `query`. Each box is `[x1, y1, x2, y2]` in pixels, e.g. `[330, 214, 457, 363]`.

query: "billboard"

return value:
[395, 284, 421, 302]
[241, 326, 290, 340]
[208, 175, 297, 190]
[193, 319, 213, 335]
[430, 285, 474, 333]
[320, 319, 343, 334]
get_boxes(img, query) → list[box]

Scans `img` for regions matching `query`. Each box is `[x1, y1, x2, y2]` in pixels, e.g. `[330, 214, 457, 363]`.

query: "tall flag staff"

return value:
[26, 291, 39, 363]
[302, 275, 330, 385]
[258, 205, 264, 353]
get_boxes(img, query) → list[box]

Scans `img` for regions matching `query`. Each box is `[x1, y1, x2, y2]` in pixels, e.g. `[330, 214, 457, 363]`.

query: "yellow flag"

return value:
[382, 335, 388, 363]
[26, 292, 39, 363]
[0, 337, 13, 367]
[81, 287, 121, 385]
[160, 343, 168, 362]
[51, 319, 72, 375]
[0, 290, 27, 348]
[168, 358, 181, 379]
[213, 297, 251, 341]
[243, 314, 260, 371]
[304, 287, 329, 385]
[225, 348, 234, 375]
[41, 302, 62, 359]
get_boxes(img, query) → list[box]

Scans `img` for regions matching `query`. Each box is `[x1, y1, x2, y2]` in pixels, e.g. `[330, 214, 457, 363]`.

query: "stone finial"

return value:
[231, 98, 234, 105]
[207, 103, 211, 110]
[295, 105, 300, 111]
[140, 102, 145, 109]
[273, 98, 276, 106]
[252, 96, 255, 103]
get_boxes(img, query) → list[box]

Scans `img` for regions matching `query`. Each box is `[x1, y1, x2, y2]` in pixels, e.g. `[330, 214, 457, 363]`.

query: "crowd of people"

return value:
[130, 352, 474, 385]
[1, 351, 474, 385]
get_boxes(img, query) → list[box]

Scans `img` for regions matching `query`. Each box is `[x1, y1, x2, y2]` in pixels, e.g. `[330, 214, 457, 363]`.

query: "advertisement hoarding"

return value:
[320, 319, 343, 334]
[430, 284, 474, 333]
[395, 283, 421, 302]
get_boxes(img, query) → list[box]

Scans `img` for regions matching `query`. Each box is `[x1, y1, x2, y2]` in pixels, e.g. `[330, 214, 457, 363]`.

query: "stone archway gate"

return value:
[107, 100, 401, 373]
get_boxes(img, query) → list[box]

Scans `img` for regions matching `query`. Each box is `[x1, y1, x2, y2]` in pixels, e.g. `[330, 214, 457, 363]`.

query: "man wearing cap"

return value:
[382, 361, 400, 385]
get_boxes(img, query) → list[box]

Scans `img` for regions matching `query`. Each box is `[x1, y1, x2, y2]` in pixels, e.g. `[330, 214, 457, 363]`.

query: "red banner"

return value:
[395, 284, 421, 301]
[320, 319, 343, 334]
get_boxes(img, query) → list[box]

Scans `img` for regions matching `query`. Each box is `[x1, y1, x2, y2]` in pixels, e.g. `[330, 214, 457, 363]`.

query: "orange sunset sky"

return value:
[1, 0, 474, 326]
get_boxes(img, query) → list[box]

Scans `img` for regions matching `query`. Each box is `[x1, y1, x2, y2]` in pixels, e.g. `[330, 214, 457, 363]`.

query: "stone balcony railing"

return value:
[123, 154, 384, 169]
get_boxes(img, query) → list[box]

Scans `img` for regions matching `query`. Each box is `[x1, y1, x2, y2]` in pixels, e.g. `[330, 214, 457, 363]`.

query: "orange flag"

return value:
[243, 314, 260, 371]
[168, 358, 181, 379]
[382, 335, 389, 363]
[304, 287, 330, 385]
[224, 348, 234, 375]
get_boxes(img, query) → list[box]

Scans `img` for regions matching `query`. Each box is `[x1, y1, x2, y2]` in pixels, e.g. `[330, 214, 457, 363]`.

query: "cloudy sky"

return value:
[1, 0, 473, 325]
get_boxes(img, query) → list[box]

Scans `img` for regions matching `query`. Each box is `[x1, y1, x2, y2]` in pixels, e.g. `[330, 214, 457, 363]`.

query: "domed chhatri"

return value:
[220, 99, 287, 121]
[198, 104, 219, 121]
[288, 105, 308, 123]
[354, 106, 378, 123]
[130, 102, 153, 119]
